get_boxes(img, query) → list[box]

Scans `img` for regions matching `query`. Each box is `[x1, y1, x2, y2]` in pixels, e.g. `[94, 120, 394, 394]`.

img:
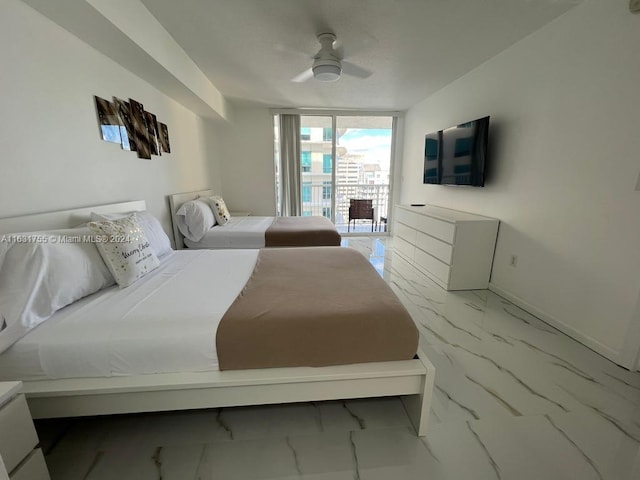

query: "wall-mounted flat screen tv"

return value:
[423, 116, 489, 187]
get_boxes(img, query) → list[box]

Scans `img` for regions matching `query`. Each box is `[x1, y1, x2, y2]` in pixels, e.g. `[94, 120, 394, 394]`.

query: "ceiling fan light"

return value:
[313, 64, 341, 82]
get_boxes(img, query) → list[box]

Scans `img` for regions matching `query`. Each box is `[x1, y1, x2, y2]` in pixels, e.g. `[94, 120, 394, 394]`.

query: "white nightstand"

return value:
[0, 382, 50, 480]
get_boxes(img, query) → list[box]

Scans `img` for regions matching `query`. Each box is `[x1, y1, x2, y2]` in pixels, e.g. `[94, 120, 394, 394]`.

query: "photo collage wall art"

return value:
[94, 96, 171, 159]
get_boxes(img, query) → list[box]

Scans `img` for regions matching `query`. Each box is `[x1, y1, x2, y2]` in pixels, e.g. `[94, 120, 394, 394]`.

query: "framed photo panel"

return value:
[113, 97, 135, 151]
[94, 96, 121, 144]
[129, 98, 151, 160]
[145, 111, 160, 156]
[159, 122, 171, 153]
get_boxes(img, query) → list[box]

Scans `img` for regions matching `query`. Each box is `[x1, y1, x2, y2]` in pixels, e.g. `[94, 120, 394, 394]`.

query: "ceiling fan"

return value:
[291, 32, 372, 83]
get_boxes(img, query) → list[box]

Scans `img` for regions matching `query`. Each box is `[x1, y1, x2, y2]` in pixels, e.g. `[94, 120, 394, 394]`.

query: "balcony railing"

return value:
[301, 184, 389, 233]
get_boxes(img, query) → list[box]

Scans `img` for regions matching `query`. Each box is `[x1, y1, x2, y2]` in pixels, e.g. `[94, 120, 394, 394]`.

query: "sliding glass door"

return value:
[299, 115, 394, 233]
[275, 112, 396, 233]
[334, 116, 393, 232]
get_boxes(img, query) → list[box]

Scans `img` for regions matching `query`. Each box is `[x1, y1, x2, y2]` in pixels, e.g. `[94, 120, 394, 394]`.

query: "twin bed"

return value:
[169, 189, 342, 249]
[0, 200, 435, 436]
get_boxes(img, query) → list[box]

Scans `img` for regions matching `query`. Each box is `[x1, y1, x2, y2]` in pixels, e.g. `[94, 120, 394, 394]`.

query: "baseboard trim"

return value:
[487, 282, 628, 368]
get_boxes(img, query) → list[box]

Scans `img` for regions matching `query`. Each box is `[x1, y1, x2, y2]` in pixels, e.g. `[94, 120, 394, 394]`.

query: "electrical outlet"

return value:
[509, 255, 518, 267]
[631, 0, 640, 13]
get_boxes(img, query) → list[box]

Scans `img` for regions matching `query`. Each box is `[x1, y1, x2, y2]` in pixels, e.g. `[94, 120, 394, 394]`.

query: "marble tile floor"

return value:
[35, 237, 640, 479]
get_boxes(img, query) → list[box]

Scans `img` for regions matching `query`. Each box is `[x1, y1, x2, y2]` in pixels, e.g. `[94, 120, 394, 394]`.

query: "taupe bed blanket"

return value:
[216, 247, 418, 370]
[264, 216, 341, 247]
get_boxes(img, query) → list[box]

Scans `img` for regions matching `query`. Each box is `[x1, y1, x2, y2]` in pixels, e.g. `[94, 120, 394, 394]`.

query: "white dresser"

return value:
[0, 382, 50, 480]
[394, 205, 499, 290]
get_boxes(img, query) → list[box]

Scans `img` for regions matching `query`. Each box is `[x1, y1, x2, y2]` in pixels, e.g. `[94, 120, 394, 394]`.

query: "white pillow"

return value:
[207, 195, 231, 225]
[0, 227, 115, 354]
[91, 210, 173, 258]
[88, 214, 160, 288]
[175, 199, 216, 242]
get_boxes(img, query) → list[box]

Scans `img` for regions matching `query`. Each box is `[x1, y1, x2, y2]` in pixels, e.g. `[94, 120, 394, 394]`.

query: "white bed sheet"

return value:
[184, 216, 274, 249]
[0, 250, 259, 380]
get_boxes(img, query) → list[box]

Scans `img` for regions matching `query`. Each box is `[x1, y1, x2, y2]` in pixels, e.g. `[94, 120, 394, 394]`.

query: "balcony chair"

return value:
[348, 199, 376, 232]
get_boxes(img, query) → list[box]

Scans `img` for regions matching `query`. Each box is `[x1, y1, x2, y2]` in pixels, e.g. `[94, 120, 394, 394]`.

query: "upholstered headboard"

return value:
[168, 189, 215, 249]
[0, 200, 146, 235]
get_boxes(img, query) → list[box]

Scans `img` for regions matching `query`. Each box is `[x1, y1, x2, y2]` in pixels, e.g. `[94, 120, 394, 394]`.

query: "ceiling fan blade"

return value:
[291, 68, 314, 83]
[342, 61, 372, 79]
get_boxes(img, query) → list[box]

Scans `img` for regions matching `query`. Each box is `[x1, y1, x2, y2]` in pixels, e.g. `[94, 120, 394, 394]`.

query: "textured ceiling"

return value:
[140, 0, 582, 110]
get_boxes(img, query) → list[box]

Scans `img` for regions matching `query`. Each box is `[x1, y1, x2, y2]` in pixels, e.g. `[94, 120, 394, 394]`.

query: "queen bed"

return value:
[169, 189, 342, 249]
[0, 200, 434, 436]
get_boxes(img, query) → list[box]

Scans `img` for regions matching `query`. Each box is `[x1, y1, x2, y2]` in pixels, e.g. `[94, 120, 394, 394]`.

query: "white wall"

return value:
[399, 0, 640, 367]
[0, 0, 222, 240]
[217, 107, 276, 215]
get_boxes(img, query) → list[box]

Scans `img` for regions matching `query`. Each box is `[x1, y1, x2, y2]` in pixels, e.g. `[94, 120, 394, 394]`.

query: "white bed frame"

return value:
[0, 201, 435, 436]
[168, 189, 215, 249]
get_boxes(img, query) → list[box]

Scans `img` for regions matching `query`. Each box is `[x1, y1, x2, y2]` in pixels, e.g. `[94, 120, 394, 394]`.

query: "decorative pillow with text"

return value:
[88, 214, 159, 287]
[91, 210, 173, 258]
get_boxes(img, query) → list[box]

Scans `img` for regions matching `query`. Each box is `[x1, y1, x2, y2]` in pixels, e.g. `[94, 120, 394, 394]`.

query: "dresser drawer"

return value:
[10, 448, 50, 480]
[394, 221, 416, 244]
[396, 208, 455, 243]
[414, 248, 450, 284]
[0, 395, 39, 474]
[394, 207, 417, 226]
[412, 215, 455, 243]
[415, 231, 453, 265]
[394, 236, 415, 260]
